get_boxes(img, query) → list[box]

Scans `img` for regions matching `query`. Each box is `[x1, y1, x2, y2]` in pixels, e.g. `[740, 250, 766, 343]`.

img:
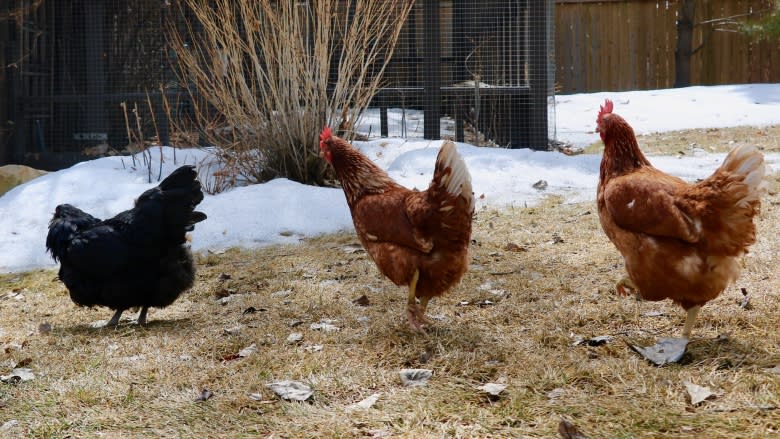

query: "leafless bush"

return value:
[167, 0, 414, 186]
[0, 0, 43, 22]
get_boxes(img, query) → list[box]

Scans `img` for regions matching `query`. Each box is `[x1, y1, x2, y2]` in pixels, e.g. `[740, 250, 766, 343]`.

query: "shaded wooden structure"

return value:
[555, 0, 780, 93]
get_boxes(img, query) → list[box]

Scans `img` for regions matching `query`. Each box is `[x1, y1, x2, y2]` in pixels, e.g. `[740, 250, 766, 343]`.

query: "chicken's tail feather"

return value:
[701, 144, 765, 254]
[157, 165, 207, 239]
[434, 141, 474, 212]
[721, 144, 766, 199]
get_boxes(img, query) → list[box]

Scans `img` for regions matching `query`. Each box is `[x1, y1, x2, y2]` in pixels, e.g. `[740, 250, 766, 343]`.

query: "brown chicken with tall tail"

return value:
[596, 99, 764, 363]
[319, 127, 474, 331]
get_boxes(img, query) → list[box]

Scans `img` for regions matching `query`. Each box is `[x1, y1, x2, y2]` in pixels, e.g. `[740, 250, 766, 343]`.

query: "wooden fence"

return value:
[555, 0, 780, 94]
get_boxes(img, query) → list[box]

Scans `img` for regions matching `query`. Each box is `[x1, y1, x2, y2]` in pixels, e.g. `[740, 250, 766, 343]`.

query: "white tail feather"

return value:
[721, 144, 766, 200]
[437, 141, 474, 211]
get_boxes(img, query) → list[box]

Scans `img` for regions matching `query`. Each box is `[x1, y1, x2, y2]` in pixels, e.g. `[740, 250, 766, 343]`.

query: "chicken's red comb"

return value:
[320, 126, 332, 149]
[319, 126, 332, 151]
[320, 126, 332, 142]
[597, 99, 614, 125]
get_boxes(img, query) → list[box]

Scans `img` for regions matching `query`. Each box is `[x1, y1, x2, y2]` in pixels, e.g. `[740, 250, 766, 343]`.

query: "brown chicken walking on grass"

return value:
[319, 127, 474, 331]
[595, 99, 765, 362]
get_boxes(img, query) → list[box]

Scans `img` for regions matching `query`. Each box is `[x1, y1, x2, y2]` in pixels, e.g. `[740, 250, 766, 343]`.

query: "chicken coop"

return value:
[0, 0, 554, 169]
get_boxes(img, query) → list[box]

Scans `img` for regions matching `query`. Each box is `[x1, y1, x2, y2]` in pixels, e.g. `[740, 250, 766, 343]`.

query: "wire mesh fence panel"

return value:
[358, 0, 554, 149]
[4, 0, 176, 169]
[1, 0, 554, 170]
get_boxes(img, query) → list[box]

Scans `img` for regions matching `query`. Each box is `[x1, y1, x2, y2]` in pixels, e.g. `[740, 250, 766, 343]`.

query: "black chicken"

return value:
[46, 165, 207, 326]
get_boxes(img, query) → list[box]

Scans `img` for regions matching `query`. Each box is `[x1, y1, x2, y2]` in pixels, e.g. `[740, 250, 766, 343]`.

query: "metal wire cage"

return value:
[0, 0, 555, 169]
[369, 0, 553, 149]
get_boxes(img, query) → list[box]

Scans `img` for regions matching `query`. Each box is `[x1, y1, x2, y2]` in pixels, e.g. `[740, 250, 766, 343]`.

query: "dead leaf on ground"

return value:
[342, 244, 365, 254]
[347, 393, 381, 411]
[304, 344, 323, 353]
[503, 242, 527, 252]
[266, 380, 313, 401]
[221, 353, 240, 362]
[547, 388, 565, 400]
[684, 380, 716, 405]
[557, 146, 585, 156]
[0, 368, 35, 383]
[287, 333, 303, 344]
[628, 337, 688, 366]
[195, 389, 213, 402]
[477, 383, 507, 397]
[0, 420, 19, 431]
[242, 306, 266, 315]
[214, 287, 235, 298]
[238, 343, 257, 358]
[558, 417, 588, 439]
[573, 335, 613, 347]
[270, 289, 293, 298]
[14, 358, 32, 368]
[223, 325, 243, 335]
[399, 369, 432, 387]
[352, 295, 370, 306]
[310, 320, 340, 332]
[1, 292, 24, 301]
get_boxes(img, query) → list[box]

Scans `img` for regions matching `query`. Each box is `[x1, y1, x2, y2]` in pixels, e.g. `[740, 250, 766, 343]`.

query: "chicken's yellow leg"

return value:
[681, 305, 701, 339]
[405, 269, 425, 331]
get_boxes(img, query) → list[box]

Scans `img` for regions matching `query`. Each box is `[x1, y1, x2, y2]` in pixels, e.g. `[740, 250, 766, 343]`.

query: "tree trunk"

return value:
[674, 0, 696, 88]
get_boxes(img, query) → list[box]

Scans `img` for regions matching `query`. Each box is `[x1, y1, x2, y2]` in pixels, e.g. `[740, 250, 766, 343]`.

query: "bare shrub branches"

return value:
[167, 0, 414, 187]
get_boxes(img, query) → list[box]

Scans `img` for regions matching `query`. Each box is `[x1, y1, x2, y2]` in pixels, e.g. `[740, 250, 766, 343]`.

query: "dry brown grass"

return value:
[583, 124, 780, 155]
[1, 127, 779, 438]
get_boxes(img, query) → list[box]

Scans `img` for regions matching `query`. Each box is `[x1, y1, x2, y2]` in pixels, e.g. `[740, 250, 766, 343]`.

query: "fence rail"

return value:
[555, 0, 780, 94]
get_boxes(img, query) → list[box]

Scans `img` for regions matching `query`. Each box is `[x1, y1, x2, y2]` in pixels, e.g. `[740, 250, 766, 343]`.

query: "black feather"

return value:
[45, 165, 207, 325]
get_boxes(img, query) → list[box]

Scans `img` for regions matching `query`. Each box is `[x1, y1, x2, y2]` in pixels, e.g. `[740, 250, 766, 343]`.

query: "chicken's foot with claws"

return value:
[616, 275, 639, 298]
[616, 275, 642, 322]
